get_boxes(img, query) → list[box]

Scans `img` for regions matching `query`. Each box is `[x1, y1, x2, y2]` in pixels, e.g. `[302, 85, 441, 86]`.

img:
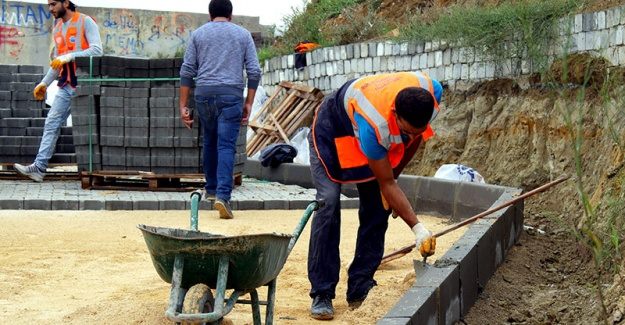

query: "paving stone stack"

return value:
[234, 124, 247, 176]
[173, 87, 201, 174]
[0, 64, 75, 165]
[70, 56, 247, 176]
[73, 57, 103, 171]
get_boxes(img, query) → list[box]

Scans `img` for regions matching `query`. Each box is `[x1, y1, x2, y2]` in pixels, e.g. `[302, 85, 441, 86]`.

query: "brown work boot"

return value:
[214, 199, 234, 219]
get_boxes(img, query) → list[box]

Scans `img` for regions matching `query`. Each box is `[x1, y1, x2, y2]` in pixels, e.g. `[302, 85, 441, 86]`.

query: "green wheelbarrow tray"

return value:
[137, 225, 292, 290]
[138, 195, 320, 325]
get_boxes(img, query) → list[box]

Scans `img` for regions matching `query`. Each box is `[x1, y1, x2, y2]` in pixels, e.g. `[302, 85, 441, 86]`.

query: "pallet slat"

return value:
[79, 171, 243, 192]
[246, 81, 324, 156]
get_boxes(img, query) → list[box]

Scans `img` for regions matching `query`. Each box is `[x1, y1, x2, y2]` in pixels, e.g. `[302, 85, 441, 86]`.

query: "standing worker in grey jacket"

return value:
[14, 0, 102, 182]
[179, 0, 261, 219]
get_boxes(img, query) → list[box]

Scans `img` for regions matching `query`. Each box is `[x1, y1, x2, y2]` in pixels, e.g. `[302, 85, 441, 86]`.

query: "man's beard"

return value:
[54, 7, 66, 19]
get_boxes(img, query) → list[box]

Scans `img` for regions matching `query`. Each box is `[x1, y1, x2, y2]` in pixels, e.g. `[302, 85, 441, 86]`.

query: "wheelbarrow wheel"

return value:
[181, 283, 214, 325]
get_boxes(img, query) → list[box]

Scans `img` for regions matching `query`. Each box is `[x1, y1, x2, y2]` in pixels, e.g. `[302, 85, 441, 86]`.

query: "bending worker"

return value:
[308, 71, 442, 320]
[14, 0, 102, 182]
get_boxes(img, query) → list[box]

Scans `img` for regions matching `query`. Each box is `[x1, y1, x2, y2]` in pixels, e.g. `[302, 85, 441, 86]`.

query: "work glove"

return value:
[412, 223, 436, 258]
[33, 82, 47, 101]
[50, 54, 73, 70]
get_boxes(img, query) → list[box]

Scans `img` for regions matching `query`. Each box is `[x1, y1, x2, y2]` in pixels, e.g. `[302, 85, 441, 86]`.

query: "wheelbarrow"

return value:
[138, 190, 319, 325]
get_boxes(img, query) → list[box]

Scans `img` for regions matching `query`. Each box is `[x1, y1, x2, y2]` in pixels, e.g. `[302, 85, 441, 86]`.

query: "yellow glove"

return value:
[412, 223, 436, 258]
[33, 82, 47, 101]
[50, 54, 72, 70]
[419, 236, 437, 258]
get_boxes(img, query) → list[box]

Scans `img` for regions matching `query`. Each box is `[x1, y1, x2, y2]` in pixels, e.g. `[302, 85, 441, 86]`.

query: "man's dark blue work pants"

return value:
[307, 137, 390, 302]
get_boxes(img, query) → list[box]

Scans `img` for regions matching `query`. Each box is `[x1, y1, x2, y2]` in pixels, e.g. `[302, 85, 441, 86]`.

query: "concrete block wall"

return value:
[261, 5, 625, 94]
[0, 64, 75, 165]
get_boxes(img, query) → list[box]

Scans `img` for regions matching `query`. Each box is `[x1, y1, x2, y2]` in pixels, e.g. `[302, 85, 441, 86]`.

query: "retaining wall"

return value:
[260, 5, 625, 94]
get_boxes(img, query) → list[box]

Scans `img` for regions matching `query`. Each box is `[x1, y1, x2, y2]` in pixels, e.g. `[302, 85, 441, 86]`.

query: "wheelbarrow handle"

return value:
[287, 201, 320, 254]
[189, 190, 203, 231]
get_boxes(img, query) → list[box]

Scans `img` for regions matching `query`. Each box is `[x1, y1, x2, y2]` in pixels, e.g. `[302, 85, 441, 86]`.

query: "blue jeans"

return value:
[307, 134, 390, 301]
[34, 84, 75, 170]
[195, 94, 243, 202]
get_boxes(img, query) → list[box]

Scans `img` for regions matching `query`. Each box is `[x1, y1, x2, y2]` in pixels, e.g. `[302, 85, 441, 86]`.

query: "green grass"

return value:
[398, 0, 580, 73]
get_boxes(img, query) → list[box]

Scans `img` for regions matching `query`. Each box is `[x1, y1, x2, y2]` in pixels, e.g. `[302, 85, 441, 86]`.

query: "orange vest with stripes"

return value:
[53, 12, 90, 87]
[312, 72, 439, 183]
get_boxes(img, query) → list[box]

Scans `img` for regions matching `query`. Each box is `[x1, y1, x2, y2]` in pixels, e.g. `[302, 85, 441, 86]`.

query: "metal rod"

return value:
[165, 255, 185, 319]
[287, 201, 319, 254]
[189, 190, 202, 231]
[379, 175, 569, 266]
[266, 279, 277, 325]
[250, 289, 262, 325]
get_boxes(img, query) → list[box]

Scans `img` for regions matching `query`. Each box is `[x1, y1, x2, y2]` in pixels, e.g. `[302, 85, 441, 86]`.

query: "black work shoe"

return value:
[310, 296, 334, 320]
[347, 283, 376, 309]
[347, 298, 364, 309]
[214, 198, 234, 219]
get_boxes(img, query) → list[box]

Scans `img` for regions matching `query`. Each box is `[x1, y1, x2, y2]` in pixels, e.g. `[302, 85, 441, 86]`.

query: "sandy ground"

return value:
[0, 209, 465, 324]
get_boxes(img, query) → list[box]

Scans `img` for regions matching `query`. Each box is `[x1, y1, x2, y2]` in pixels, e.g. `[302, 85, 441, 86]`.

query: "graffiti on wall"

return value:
[1, 0, 51, 27]
[0, 0, 52, 58]
[144, 13, 195, 56]
[100, 9, 145, 56]
[99, 9, 198, 57]
[1, 1, 262, 66]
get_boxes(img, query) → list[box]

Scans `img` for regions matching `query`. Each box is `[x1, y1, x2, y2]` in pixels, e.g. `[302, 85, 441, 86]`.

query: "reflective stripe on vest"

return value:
[343, 71, 438, 149]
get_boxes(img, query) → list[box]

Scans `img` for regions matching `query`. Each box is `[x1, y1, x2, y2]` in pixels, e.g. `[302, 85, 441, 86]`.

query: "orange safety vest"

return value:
[294, 41, 319, 53]
[53, 12, 90, 87]
[312, 72, 440, 183]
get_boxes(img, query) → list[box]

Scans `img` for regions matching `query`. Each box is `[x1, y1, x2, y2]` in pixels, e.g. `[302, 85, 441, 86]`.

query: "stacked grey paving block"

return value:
[100, 86, 127, 170]
[10, 65, 45, 118]
[0, 64, 75, 166]
[149, 85, 176, 173]
[149, 58, 177, 87]
[173, 87, 201, 174]
[71, 93, 101, 171]
[0, 56, 248, 179]
[234, 126, 247, 176]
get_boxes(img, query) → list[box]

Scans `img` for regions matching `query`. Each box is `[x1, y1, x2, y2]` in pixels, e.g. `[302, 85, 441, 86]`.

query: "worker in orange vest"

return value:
[308, 71, 443, 320]
[14, 0, 102, 182]
[294, 41, 319, 70]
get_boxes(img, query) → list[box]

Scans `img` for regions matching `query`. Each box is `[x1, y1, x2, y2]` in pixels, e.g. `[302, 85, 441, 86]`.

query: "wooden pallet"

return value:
[247, 81, 324, 156]
[80, 170, 243, 192]
[0, 163, 79, 181]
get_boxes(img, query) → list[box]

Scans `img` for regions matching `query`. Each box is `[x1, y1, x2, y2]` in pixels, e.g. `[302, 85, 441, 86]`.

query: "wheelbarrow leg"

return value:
[167, 255, 186, 316]
[265, 279, 277, 325]
[250, 289, 262, 325]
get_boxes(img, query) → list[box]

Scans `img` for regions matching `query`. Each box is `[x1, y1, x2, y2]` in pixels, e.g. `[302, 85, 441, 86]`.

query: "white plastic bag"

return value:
[246, 86, 269, 142]
[290, 127, 310, 165]
[46, 80, 75, 126]
[45, 80, 59, 107]
[433, 164, 486, 183]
